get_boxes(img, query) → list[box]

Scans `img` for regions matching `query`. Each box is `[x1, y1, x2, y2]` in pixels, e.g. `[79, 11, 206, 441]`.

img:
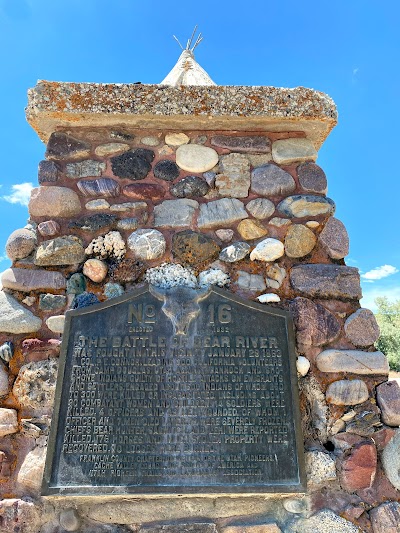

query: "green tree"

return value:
[375, 297, 400, 371]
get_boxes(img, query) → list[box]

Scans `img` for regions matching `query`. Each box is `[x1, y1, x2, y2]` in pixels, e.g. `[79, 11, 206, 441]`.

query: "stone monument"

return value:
[0, 37, 399, 532]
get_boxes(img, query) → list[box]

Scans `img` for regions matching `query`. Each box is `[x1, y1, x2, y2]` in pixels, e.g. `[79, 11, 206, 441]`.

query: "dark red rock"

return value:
[172, 230, 220, 266]
[311, 488, 362, 515]
[340, 442, 377, 491]
[376, 381, 400, 426]
[21, 338, 61, 362]
[211, 135, 271, 153]
[297, 161, 327, 193]
[357, 465, 400, 506]
[370, 501, 400, 532]
[289, 297, 341, 347]
[45, 132, 90, 160]
[330, 433, 366, 452]
[123, 183, 165, 201]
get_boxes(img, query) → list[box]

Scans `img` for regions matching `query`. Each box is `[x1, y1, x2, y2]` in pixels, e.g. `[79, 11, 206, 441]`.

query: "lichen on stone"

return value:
[145, 263, 197, 289]
[85, 231, 126, 260]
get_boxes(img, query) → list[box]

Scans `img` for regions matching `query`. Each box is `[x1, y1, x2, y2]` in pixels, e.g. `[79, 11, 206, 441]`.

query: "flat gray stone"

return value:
[34, 236, 85, 266]
[344, 308, 380, 347]
[1, 268, 66, 292]
[6, 229, 36, 261]
[46, 315, 65, 334]
[326, 379, 369, 405]
[127, 229, 166, 260]
[251, 164, 296, 197]
[197, 198, 248, 229]
[154, 199, 198, 228]
[211, 135, 271, 153]
[29, 186, 81, 218]
[316, 349, 389, 375]
[219, 242, 250, 262]
[39, 294, 67, 312]
[290, 264, 361, 299]
[272, 138, 317, 165]
[216, 153, 250, 198]
[0, 292, 41, 333]
[376, 381, 400, 426]
[277, 195, 335, 218]
[65, 159, 105, 178]
[319, 217, 349, 259]
[246, 198, 275, 219]
[176, 144, 219, 173]
[382, 430, 400, 490]
[236, 271, 266, 292]
[59, 508, 82, 532]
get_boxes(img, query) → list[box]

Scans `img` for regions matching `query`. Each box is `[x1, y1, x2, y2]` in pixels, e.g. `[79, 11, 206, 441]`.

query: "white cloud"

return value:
[361, 284, 400, 312]
[2, 182, 34, 206]
[361, 264, 398, 282]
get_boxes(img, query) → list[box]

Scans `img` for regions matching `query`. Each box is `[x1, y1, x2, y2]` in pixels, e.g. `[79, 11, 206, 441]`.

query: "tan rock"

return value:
[269, 217, 291, 227]
[94, 142, 130, 156]
[284, 224, 316, 258]
[176, 144, 219, 173]
[46, 315, 65, 334]
[85, 199, 110, 210]
[29, 186, 81, 218]
[13, 359, 58, 410]
[158, 144, 174, 156]
[165, 132, 190, 146]
[326, 379, 369, 405]
[0, 408, 18, 436]
[272, 138, 317, 165]
[34, 236, 85, 266]
[305, 220, 319, 228]
[217, 153, 250, 198]
[305, 450, 336, 486]
[83, 258, 108, 282]
[237, 219, 268, 240]
[222, 525, 282, 533]
[17, 446, 46, 493]
[140, 136, 160, 146]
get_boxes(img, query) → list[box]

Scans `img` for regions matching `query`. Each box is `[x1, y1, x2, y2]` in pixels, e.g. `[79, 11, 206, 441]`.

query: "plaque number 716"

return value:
[207, 304, 232, 324]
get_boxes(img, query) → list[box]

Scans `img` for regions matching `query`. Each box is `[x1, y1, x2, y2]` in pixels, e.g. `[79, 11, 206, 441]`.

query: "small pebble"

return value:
[296, 356, 311, 376]
[257, 293, 281, 303]
[83, 259, 108, 283]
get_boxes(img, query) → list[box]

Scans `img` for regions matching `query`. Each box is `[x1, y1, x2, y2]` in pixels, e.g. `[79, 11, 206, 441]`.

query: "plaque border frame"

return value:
[42, 285, 306, 496]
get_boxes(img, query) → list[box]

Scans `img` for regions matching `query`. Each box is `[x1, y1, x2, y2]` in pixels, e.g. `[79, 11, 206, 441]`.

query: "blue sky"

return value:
[0, 0, 399, 311]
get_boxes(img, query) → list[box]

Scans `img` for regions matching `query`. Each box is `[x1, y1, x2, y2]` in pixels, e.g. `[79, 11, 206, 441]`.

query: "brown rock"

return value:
[216, 153, 250, 198]
[123, 183, 165, 201]
[284, 224, 316, 258]
[83, 258, 108, 283]
[297, 162, 327, 194]
[370, 501, 400, 532]
[109, 258, 145, 284]
[29, 186, 81, 218]
[290, 264, 362, 300]
[1, 268, 66, 292]
[172, 231, 220, 266]
[21, 338, 61, 362]
[340, 442, 377, 491]
[45, 132, 91, 160]
[289, 297, 340, 346]
[237, 219, 268, 240]
[211, 135, 271, 153]
[319, 217, 349, 259]
[376, 381, 400, 426]
[344, 308, 380, 348]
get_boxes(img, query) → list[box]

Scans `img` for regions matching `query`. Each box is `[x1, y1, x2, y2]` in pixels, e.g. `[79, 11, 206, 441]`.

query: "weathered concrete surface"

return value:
[27, 82, 337, 148]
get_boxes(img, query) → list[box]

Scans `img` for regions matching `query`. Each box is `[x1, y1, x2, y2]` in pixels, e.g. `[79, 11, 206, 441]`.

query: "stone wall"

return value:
[0, 124, 399, 533]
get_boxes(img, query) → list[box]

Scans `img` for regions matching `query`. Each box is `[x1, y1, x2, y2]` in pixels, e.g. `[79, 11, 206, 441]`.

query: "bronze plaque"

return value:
[43, 285, 305, 495]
